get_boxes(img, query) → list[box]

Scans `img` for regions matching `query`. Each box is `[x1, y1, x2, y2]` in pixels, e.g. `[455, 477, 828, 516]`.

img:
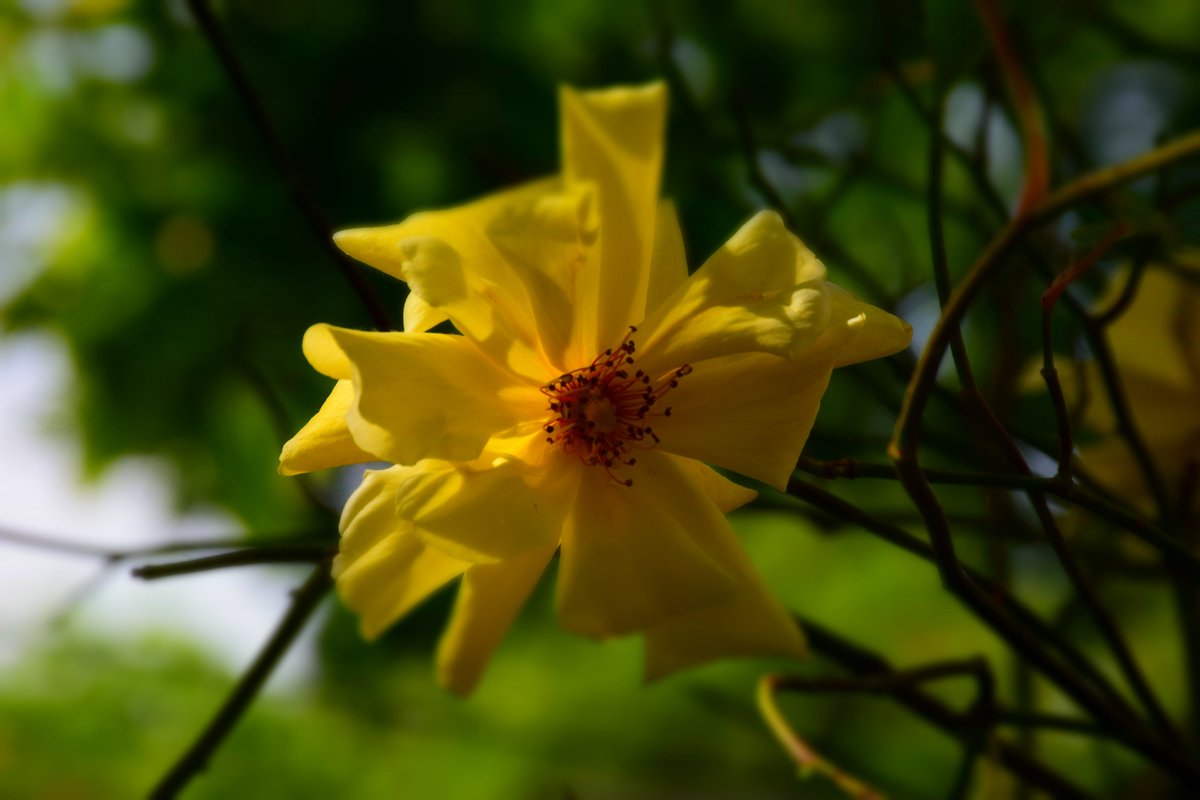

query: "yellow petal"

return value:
[279, 380, 374, 475]
[393, 456, 579, 564]
[485, 187, 598, 368]
[436, 546, 556, 696]
[334, 468, 469, 639]
[562, 82, 667, 354]
[642, 468, 807, 681]
[334, 178, 564, 379]
[653, 351, 834, 490]
[303, 324, 545, 466]
[812, 283, 912, 368]
[402, 291, 445, 334]
[556, 452, 738, 638]
[646, 199, 689, 316]
[675, 457, 758, 513]
[635, 211, 832, 375]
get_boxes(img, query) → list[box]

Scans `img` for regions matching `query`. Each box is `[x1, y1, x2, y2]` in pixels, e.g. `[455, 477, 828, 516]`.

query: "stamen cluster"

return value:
[542, 327, 692, 485]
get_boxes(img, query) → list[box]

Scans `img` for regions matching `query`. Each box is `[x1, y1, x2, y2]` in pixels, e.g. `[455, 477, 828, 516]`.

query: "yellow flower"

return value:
[280, 83, 912, 695]
[1077, 261, 1200, 514]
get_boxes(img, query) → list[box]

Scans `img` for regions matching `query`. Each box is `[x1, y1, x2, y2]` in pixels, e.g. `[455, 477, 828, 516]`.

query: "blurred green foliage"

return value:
[4, 0, 1200, 796]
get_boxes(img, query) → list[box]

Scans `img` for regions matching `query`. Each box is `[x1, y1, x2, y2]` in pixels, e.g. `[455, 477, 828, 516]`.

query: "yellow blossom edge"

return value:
[282, 81, 914, 694]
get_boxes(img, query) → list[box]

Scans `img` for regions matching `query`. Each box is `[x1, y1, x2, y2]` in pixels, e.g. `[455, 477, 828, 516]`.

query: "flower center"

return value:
[541, 326, 692, 486]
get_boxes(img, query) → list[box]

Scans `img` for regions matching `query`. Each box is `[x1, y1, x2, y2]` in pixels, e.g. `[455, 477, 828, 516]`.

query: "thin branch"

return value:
[928, 83, 976, 390]
[1095, 259, 1149, 326]
[131, 546, 334, 581]
[793, 458, 1199, 572]
[885, 131, 1200, 780]
[890, 128, 1200, 472]
[997, 711, 1121, 741]
[730, 99, 890, 301]
[887, 62, 1010, 221]
[785, 477, 1140, 723]
[768, 658, 995, 798]
[758, 674, 885, 799]
[1040, 224, 1128, 487]
[0, 526, 328, 562]
[235, 349, 335, 515]
[149, 561, 334, 799]
[974, 0, 1050, 215]
[184, 0, 394, 332]
[797, 617, 1091, 799]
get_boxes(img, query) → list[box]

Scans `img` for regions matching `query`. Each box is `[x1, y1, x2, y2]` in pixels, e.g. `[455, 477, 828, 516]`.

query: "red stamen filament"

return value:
[541, 326, 692, 486]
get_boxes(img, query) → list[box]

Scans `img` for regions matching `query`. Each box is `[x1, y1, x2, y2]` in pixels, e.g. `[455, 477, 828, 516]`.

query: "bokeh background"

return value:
[2, 0, 1199, 797]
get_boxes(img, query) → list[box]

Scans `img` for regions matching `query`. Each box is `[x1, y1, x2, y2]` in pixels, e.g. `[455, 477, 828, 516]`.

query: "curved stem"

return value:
[149, 562, 334, 799]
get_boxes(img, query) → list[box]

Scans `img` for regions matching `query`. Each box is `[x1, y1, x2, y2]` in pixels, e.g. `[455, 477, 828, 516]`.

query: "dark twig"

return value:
[0, 527, 326, 562]
[184, 0, 394, 332]
[730, 98, 890, 301]
[793, 458, 1199, 572]
[797, 617, 1091, 799]
[131, 545, 334, 580]
[1040, 225, 1128, 487]
[149, 561, 334, 799]
[887, 132, 1200, 779]
[763, 658, 993, 798]
[974, 0, 1049, 215]
[1095, 259, 1150, 326]
[887, 62, 1010, 221]
[997, 711, 1121, 741]
[235, 349, 335, 515]
[928, 85, 976, 390]
[785, 477, 1139, 722]
[967, 395, 1183, 746]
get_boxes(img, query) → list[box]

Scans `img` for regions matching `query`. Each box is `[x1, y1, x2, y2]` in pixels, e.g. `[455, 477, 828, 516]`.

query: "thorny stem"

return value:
[149, 561, 334, 799]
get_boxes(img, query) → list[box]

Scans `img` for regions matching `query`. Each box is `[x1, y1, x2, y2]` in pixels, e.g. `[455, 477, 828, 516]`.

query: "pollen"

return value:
[541, 326, 692, 486]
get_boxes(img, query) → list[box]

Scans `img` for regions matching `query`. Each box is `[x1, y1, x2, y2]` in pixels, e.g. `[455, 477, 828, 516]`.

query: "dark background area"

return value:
[2, 0, 1199, 796]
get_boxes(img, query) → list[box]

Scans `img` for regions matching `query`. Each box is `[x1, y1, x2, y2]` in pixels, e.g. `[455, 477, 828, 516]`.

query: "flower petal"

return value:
[647, 199, 689, 316]
[402, 291, 445, 334]
[303, 324, 545, 466]
[334, 178, 615, 376]
[653, 351, 834, 490]
[556, 452, 738, 639]
[561, 83, 667, 354]
[642, 463, 807, 681]
[485, 187, 598, 368]
[675, 457, 758, 513]
[393, 456, 579, 564]
[635, 211, 832, 375]
[279, 380, 374, 475]
[436, 546, 557, 696]
[334, 468, 469, 639]
[814, 283, 913, 368]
